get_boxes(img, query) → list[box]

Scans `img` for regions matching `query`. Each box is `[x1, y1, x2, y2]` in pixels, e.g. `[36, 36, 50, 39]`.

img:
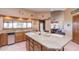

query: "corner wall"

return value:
[64, 9, 73, 39]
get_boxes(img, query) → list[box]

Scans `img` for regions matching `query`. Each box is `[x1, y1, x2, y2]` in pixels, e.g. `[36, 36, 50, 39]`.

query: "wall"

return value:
[35, 12, 51, 31]
[36, 12, 51, 19]
[64, 9, 73, 39]
[51, 11, 64, 30]
[32, 19, 39, 31]
[0, 16, 3, 30]
[0, 8, 51, 31]
[0, 8, 51, 19]
[0, 8, 36, 18]
[45, 19, 51, 31]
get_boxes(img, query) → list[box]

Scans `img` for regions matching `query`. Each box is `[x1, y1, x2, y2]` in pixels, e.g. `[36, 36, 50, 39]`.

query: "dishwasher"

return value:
[7, 33, 15, 44]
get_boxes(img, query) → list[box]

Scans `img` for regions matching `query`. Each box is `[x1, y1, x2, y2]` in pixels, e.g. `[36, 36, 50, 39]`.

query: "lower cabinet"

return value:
[15, 32, 26, 42]
[34, 41, 41, 51]
[29, 39, 34, 51]
[0, 33, 8, 46]
[42, 46, 48, 51]
[26, 39, 30, 51]
[29, 45, 34, 51]
[26, 35, 42, 51]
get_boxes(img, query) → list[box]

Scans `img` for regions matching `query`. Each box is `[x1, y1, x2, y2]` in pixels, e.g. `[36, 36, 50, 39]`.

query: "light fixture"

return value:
[17, 18, 23, 20]
[4, 16, 12, 19]
[27, 18, 31, 22]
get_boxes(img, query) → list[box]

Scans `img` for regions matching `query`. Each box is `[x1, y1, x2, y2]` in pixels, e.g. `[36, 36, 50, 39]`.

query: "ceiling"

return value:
[26, 8, 66, 12]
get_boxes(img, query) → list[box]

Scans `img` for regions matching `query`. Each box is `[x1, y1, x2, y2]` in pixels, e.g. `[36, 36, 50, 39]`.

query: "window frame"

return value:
[3, 19, 32, 29]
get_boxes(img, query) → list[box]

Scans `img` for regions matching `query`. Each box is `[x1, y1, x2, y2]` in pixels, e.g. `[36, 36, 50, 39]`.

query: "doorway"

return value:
[73, 15, 79, 44]
[39, 20, 45, 32]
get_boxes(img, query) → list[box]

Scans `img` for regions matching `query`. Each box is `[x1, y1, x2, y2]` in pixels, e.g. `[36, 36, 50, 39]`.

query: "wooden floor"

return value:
[0, 41, 79, 51]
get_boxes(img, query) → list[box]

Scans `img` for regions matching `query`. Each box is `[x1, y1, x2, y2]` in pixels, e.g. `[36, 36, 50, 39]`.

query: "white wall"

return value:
[0, 16, 3, 30]
[32, 19, 39, 31]
[36, 12, 51, 19]
[45, 19, 51, 31]
[64, 9, 73, 39]
[0, 8, 36, 18]
[51, 11, 64, 30]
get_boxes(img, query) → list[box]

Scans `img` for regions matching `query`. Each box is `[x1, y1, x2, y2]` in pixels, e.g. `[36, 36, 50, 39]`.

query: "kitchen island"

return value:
[25, 32, 71, 51]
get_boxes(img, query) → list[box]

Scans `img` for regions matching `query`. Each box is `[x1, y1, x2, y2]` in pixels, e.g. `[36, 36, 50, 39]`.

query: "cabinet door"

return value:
[42, 46, 48, 51]
[73, 16, 79, 44]
[29, 39, 34, 51]
[26, 39, 30, 51]
[15, 32, 25, 42]
[34, 41, 41, 51]
[0, 33, 8, 46]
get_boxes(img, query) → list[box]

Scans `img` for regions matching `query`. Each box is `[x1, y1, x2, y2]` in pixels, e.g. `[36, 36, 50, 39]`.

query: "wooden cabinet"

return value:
[29, 39, 34, 51]
[0, 33, 8, 46]
[15, 32, 26, 42]
[26, 36, 34, 51]
[73, 15, 79, 44]
[42, 46, 48, 51]
[34, 41, 41, 51]
[26, 35, 42, 51]
[26, 39, 30, 51]
[26, 35, 30, 51]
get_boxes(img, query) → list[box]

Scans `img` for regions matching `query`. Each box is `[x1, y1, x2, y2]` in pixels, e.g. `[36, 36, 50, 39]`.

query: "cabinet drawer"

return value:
[29, 45, 34, 51]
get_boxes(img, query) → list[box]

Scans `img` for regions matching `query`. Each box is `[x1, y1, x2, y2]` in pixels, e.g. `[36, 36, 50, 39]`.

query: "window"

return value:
[27, 22, 32, 28]
[4, 21, 12, 28]
[51, 23, 59, 29]
[13, 22, 32, 28]
[13, 22, 22, 28]
[4, 20, 32, 29]
[21, 22, 27, 28]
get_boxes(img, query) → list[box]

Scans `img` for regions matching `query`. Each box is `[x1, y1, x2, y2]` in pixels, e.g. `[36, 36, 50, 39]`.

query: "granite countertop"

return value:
[25, 32, 71, 50]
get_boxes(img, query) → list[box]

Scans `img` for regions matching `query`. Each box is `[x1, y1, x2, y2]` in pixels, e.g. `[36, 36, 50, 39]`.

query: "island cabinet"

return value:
[34, 41, 41, 51]
[26, 35, 42, 51]
[25, 35, 57, 51]
[29, 39, 34, 51]
[15, 32, 26, 43]
[41, 46, 56, 51]
[25, 35, 59, 51]
[26, 38, 30, 51]
[26, 36, 34, 51]
[0, 33, 8, 46]
[42, 46, 48, 51]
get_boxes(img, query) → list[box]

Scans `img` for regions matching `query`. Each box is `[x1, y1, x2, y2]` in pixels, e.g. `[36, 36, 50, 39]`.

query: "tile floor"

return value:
[0, 41, 26, 51]
[64, 41, 79, 51]
[0, 41, 79, 51]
